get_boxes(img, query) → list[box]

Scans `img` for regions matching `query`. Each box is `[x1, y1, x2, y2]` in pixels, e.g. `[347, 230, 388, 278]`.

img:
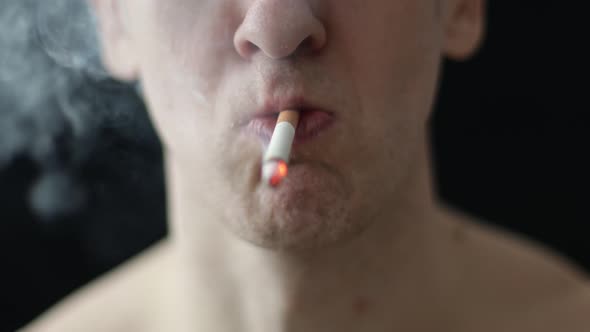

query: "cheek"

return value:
[132, 2, 238, 154]
[151, 1, 238, 80]
[327, 3, 441, 199]
[344, 7, 440, 109]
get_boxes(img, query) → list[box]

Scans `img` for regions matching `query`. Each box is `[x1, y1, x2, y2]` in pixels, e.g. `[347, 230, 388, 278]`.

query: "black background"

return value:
[1, 2, 588, 331]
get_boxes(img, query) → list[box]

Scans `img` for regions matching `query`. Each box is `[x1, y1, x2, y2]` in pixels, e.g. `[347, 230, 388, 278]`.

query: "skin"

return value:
[23, 0, 590, 331]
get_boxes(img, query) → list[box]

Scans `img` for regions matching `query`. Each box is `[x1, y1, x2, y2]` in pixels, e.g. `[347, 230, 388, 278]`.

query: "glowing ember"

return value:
[269, 160, 288, 187]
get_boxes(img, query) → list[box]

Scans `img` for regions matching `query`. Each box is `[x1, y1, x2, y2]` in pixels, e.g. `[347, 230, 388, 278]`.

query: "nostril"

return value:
[297, 36, 320, 56]
[300, 36, 313, 49]
[242, 41, 259, 57]
[235, 35, 260, 59]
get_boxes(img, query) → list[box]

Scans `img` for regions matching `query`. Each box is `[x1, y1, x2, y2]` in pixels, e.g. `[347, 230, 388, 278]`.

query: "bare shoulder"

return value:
[19, 240, 172, 332]
[511, 282, 590, 331]
[438, 208, 590, 331]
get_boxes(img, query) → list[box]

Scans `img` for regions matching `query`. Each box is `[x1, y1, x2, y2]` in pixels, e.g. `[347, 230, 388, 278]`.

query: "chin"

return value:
[224, 172, 372, 251]
[232, 209, 370, 252]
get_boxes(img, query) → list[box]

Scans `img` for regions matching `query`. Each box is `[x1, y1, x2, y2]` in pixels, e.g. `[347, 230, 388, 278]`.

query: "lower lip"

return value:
[245, 110, 336, 144]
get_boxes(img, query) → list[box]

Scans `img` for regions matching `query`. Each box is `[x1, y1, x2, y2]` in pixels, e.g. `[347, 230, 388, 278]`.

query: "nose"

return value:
[234, 0, 327, 60]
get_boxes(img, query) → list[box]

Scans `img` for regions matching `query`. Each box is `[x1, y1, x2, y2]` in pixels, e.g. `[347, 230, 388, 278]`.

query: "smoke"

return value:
[35, 0, 106, 78]
[0, 0, 155, 220]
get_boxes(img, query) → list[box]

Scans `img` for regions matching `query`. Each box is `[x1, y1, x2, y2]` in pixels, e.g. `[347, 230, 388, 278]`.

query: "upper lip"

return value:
[251, 96, 331, 119]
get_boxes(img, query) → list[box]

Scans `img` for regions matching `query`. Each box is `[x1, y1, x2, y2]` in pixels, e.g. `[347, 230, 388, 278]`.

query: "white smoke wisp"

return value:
[0, 0, 156, 220]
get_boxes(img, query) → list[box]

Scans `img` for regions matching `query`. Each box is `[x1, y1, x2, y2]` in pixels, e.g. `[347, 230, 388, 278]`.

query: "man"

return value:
[24, 0, 590, 331]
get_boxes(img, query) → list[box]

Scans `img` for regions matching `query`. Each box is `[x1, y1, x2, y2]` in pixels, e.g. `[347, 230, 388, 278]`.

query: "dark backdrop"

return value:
[1, 2, 588, 331]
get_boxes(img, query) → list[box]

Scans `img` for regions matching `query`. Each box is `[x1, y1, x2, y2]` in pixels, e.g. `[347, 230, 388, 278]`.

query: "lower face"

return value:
[126, 0, 443, 249]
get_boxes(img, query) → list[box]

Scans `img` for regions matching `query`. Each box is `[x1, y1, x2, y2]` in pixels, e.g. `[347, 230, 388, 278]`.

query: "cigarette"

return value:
[261, 110, 300, 187]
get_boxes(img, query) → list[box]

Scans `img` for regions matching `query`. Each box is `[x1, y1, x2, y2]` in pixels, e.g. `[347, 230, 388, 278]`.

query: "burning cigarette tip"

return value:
[262, 159, 289, 187]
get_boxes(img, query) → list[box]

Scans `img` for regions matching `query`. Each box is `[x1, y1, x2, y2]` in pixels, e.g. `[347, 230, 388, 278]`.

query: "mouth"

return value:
[246, 109, 335, 144]
[243, 98, 336, 145]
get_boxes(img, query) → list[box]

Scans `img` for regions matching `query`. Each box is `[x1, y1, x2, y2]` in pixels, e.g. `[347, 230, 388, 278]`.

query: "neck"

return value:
[163, 143, 449, 332]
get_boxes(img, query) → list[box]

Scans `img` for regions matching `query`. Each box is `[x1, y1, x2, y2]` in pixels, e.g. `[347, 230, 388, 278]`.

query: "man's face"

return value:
[95, 0, 483, 249]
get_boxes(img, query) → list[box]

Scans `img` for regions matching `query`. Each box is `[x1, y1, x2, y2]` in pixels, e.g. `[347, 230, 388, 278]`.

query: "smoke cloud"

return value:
[0, 0, 156, 220]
